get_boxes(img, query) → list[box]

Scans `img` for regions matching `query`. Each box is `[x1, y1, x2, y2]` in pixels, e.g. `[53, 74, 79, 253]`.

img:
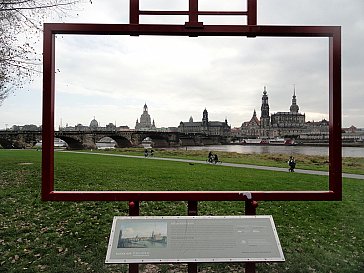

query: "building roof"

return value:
[272, 112, 305, 116]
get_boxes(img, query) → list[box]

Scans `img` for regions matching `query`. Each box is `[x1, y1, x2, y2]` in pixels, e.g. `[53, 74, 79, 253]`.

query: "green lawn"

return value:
[89, 147, 364, 175]
[54, 151, 329, 192]
[0, 149, 363, 273]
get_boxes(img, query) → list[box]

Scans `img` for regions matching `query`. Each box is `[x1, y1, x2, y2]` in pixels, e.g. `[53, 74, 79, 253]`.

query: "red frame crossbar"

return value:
[42, 23, 341, 202]
[130, 0, 257, 26]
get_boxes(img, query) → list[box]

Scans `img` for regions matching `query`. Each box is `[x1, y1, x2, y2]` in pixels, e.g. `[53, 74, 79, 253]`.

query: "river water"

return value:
[178, 145, 364, 158]
[97, 142, 364, 157]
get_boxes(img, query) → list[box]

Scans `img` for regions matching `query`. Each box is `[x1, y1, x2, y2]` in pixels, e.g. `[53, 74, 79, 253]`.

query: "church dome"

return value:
[90, 118, 99, 129]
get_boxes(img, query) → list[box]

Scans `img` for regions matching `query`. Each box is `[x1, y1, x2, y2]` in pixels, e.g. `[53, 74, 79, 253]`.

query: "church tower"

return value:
[202, 108, 209, 125]
[289, 87, 299, 113]
[135, 103, 154, 130]
[202, 108, 209, 133]
[260, 86, 270, 129]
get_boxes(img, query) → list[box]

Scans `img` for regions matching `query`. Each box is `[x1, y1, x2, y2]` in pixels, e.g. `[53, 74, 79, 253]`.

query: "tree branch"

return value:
[0, 1, 79, 11]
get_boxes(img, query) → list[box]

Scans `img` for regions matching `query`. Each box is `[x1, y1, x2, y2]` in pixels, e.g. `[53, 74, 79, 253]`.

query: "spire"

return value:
[260, 86, 270, 128]
[290, 86, 299, 113]
[251, 109, 260, 125]
[293, 84, 296, 97]
[202, 108, 208, 125]
[261, 86, 269, 118]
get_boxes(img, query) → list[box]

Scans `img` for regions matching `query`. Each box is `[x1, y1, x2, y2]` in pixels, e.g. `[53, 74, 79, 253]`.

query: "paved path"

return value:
[62, 151, 364, 180]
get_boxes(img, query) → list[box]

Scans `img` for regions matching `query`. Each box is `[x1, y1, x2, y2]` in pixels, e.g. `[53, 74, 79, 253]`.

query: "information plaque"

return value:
[105, 216, 285, 263]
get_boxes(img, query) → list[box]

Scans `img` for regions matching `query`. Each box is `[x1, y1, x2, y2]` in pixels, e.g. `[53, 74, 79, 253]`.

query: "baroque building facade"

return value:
[241, 109, 260, 138]
[135, 103, 156, 131]
[178, 108, 231, 136]
[241, 86, 306, 138]
[270, 88, 306, 137]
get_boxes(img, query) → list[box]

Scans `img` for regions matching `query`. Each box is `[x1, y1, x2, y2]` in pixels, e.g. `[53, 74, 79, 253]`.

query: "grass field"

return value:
[54, 151, 330, 192]
[0, 149, 363, 273]
[96, 148, 364, 175]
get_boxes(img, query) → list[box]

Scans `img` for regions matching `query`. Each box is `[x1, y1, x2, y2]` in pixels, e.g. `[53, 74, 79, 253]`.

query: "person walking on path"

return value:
[288, 156, 296, 172]
[144, 149, 149, 157]
[207, 151, 213, 163]
[213, 154, 221, 164]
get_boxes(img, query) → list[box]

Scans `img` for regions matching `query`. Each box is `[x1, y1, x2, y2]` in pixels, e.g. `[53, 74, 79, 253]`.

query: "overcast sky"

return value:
[1, 0, 363, 129]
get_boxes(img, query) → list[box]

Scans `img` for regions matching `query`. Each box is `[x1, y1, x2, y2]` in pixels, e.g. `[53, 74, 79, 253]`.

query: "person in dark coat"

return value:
[208, 151, 213, 163]
[288, 156, 296, 172]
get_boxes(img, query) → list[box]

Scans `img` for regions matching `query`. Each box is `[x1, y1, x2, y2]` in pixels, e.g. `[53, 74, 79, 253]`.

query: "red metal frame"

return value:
[130, 0, 257, 26]
[42, 22, 341, 203]
[42, 6, 341, 273]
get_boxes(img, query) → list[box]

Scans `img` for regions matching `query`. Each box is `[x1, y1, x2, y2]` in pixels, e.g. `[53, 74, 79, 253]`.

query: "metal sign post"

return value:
[188, 201, 198, 273]
[129, 201, 140, 273]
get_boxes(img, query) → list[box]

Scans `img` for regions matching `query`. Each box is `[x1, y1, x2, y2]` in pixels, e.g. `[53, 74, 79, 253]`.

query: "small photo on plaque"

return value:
[117, 221, 167, 248]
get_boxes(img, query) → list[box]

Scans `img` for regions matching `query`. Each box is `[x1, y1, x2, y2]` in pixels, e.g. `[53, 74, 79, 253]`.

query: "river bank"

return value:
[173, 144, 364, 158]
[99, 147, 364, 175]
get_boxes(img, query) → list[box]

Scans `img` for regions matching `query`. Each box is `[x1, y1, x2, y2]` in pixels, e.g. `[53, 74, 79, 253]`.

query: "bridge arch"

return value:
[0, 137, 15, 149]
[57, 136, 86, 150]
[107, 136, 133, 148]
[96, 135, 132, 148]
[136, 132, 174, 148]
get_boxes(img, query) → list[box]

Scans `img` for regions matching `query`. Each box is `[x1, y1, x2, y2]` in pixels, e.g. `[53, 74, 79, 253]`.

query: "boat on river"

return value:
[242, 137, 295, 145]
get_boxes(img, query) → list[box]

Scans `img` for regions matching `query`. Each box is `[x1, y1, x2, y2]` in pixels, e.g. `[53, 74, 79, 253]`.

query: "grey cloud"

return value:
[2, 0, 363, 128]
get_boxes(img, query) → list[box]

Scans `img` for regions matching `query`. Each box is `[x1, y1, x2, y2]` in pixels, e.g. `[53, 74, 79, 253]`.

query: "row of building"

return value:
[129, 88, 330, 141]
[133, 103, 231, 136]
[61, 87, 362, 143]
[239, 86, 323, 139]
[7, 89, 364, 143]
[129, 88, 323, 139]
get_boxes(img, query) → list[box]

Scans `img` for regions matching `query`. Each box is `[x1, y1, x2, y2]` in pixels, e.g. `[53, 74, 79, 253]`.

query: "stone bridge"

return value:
[55, 130, 182, 149]
[0, 130, 41, 149]
[0, 130, 229, 149]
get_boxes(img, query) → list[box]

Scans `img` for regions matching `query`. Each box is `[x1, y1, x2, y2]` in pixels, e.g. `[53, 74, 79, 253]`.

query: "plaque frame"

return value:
[105, 215, 285, 263]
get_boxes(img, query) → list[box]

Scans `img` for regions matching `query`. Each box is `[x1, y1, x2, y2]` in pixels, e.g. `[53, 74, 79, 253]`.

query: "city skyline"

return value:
[5, 95, 362, 131]
[0, 0, 363, 129]
[2, 87, 363, 130]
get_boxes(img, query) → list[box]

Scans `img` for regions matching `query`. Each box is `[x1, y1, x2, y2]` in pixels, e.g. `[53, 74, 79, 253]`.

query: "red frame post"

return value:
[248, 0, 257, 25]
[245, 200, 258, 273]
[329, 30, 342, 200]
[129, 0, 140, 24]
[128, 201, 140, 273]
[42, 25, 55, 201]
[188, 0, 199, 25]
[188, 201, 198, 273]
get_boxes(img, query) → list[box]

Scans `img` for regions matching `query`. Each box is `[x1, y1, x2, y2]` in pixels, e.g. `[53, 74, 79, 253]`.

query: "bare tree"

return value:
[0, 0, 90, 104]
